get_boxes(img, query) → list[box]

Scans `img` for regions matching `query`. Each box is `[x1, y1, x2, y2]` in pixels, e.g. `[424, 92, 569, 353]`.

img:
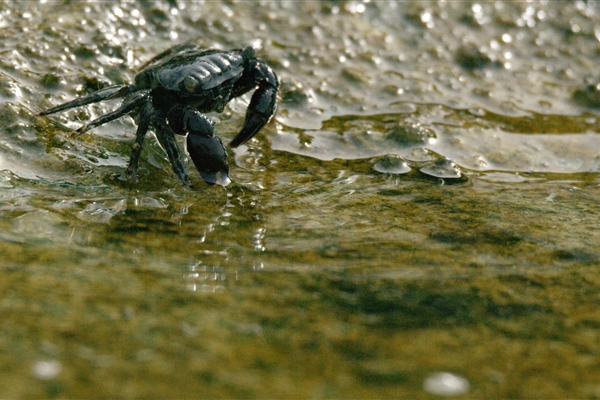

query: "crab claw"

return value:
[230, 64, 278, 148]
[184, 111, 231, 187]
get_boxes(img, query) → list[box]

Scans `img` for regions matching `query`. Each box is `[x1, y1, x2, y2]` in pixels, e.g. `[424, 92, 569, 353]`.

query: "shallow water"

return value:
[2, 0, 600, 398]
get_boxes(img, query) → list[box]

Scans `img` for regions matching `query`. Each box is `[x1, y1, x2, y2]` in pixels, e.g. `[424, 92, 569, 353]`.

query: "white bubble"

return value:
[32, 360, 62, 380]
[423, 372, 470, 397]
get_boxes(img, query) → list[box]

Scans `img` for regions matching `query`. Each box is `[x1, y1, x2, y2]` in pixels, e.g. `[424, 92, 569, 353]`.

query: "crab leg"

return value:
[76, 91, 149, 135]
[153, 118, 191, 186]
[125, 99, 153, 182]
[37, 85, 135, 116]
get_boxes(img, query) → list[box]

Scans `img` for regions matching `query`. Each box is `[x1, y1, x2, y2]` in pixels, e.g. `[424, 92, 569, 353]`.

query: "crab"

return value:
[37, 42, 279, 186]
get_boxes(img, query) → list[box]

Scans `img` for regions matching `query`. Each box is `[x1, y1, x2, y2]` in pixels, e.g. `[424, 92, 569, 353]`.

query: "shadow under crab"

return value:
[38, 42, 279, 187]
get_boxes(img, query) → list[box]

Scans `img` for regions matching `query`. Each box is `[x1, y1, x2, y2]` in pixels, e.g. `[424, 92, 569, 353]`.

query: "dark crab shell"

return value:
[37, 43, 278, 187]
[134, 47, 256, 94]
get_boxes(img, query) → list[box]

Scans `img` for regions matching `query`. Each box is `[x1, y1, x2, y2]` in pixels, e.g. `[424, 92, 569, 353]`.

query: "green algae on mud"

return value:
[2, 248, 600, 398]
[2, 0, 600, 398]
[2, 168, 600, 398]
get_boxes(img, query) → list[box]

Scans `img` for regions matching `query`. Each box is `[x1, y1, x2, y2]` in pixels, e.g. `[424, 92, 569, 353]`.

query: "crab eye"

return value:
[183, 76, 199, 93]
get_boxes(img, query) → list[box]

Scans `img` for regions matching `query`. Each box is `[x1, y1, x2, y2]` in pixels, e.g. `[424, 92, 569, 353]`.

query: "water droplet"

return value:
[386, 123, 435, 146]
[420, 157, 462, 179]
[373, 155, 411, 175]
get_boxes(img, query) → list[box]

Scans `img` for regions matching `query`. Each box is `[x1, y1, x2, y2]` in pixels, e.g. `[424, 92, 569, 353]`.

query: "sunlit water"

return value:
[2, 1, 600, 398]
